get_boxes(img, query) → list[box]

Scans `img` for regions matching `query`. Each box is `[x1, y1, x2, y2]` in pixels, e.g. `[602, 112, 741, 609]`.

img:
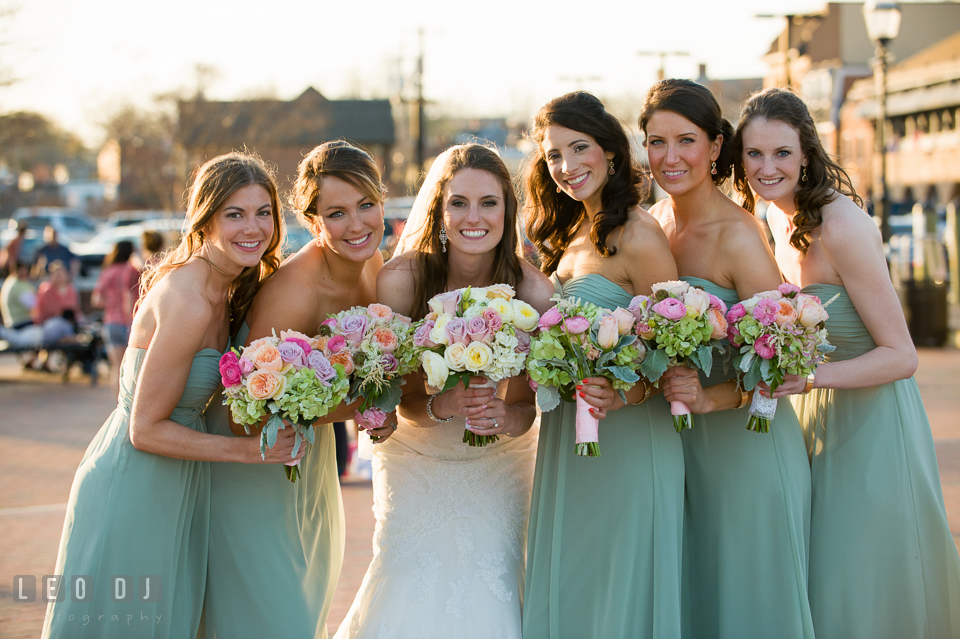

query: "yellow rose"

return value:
[421, 351, 450, 389]
[462, 341, 493, 372]
[430, 313, 454, 346]
[246, 369, 287, 400]
[444, 342, 468, 371]
[511, 300, 540, 332]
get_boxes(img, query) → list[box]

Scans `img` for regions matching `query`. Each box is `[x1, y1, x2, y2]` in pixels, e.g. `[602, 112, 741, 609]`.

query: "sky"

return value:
[0, 0, 908, 146]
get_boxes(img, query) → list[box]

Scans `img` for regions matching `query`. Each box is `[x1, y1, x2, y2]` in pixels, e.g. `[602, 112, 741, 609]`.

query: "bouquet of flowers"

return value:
[220, 330, 350, 482]
[527, 295, 643, 457]
[412, 284, 540, 447]
[633, 280, 727, 432]
[320, 304, 419, 440]
[726, 283, 835, 432]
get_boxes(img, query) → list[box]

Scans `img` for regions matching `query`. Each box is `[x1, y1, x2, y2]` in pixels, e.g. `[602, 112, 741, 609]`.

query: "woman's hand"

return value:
[431, 377, 496, 421]
[366, 410, 399, 443]
[758, 373, 808, 399]
[577, 377, 621, 420]
[465, 399, 523, 438]
[251, 427, 309, 465]
[662, 367, 711, 413]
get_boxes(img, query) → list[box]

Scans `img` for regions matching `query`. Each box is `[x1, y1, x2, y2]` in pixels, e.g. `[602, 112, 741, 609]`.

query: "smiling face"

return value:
[313, 175, 384, 262]
[441, 167, 506, 259]
[645, 110, 721, 197]
[541, 124, 614, 214]
[202, 183, 275, 271]
[740, 117, 807, 210]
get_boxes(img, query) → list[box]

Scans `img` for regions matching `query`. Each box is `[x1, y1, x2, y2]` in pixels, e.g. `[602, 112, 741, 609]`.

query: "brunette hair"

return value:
[639, 79, 735, 184]
[523, 91, 646, 275]
[103, 240, 134, 267]
[290, 140, 385, 232]
[733, 87, 862, 255]
[139, 152, 284, 332]
[410, 144, 524, 319]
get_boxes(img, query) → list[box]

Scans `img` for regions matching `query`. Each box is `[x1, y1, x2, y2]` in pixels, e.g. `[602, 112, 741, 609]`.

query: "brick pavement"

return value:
[1, 348, 958, 638]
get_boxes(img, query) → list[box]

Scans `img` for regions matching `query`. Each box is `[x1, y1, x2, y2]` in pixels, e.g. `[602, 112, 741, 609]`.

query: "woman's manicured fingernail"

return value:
[465, 419, 471, 425]
[578, 392, 585, 398]
[576, 385, 582, 390]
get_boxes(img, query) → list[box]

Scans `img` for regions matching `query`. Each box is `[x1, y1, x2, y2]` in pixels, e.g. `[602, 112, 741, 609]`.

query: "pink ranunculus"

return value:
[538, 307, 563, 330]
[238, 357, 254, 376]
[381, 353, 399, 372]
[752, 298, 780, 326]
[597, 315, 619, 349]
[413, 320, 437, 347]
[466, 316, 491, 344]
[277, 341, 308, 368]
[482, 308, 503, 332]
[754, 334, 776, 359]
[564, 316, 590, 334]
[726, 302, 747, 323]
[219, 351, 243, 388]
[306, 351, 336, 385]
[652, 298, 687, 321]
[777, 282, 801, 297]
[355, 407, 388, 431]
[515, 329, 531, 354]
[527, 375, 538, 392]
[707, 293, 727, 314]
[445, 317, 469, 346]
[338, 314, 369, 344]
[611, 307, 635, 335]
[726, 322, 742, 344]
[326, 334, 347, 354]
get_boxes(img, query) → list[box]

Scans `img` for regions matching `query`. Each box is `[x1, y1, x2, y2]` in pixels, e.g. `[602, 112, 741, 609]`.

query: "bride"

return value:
[334, 144, 554, 638]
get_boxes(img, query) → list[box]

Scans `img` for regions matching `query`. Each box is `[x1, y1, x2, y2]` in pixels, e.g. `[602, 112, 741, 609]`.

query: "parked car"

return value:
[9, 206, 99, 244]
[71, 219, 182, 292]
[104, 210, 173, 228]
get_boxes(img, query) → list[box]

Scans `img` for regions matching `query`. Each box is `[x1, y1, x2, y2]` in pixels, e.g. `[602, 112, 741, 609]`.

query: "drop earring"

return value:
[711, 161, 717, 175]
[802, 166, 808, 182]
[556, 186, 561, 193]
[608, 159, 615, 175]
[439, 224, 448, 253]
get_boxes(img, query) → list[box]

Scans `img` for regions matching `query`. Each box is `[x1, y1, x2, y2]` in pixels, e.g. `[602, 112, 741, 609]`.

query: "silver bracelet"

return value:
[426, 394, 453, 422]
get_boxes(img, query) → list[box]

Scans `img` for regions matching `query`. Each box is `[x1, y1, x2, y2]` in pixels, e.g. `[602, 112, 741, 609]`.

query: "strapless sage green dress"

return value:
[42, 347, 218, 639]
[791, 284, 960, 639]
[201, 322, 344, 639]
[678, 277, 814, 639]
[523, 274, 685, 639]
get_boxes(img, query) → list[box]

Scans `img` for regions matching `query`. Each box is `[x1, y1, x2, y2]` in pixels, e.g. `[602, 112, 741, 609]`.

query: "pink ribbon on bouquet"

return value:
[574, 393, 599, 444]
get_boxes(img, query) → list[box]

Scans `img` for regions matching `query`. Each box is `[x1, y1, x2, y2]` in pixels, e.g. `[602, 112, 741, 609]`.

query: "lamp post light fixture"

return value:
[863, 0, 902, 244]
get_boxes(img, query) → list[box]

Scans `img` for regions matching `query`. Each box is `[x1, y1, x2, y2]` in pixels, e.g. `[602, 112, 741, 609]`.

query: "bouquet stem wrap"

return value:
[463, 378, 503, 447]
[747, 392, 777, 433]
[575, 393, 600, 457]
[670, 400, 693, 433]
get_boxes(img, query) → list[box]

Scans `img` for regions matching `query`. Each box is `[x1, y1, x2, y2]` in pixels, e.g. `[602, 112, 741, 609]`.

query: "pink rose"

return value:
[280, 330, 313, 350]
[538, 307, 562, 330]
[219, 351, 243, 388]
[320, 317, 337, 331]
[413, 320, 437, 347]
[283, 337, 312, 355]
[528, 376, 538, 392]
[238, 357, 254, 376]
[466, 316, 491, 344]
[754, 334, 776, 360]
[752, 298, 780, 326]
[652, 298, 687, 321]
[278, 341, 308, 369]
[482, 308, 503, 332]
[597, 315, 619, 349]
[778, 282, 801, 297]
[611, 307, 635, 335]
[326, 334, 347, 354]
[726, 302, 747, 323]
[445, 317, 469, 346]
[515, 329, 531, 354]
[564, 316, 590, 334]
[381, 353, 399, 372]
[306, 351, 336, 385]
[355, 407, 388, 431]
[707, 293, 727, 314]
[636, 320, 656, 340]
[628, 295, 651, 323]
[795, 294, 829, 328]
[429, 290, 462, 316]
[338, 314, 369, 344]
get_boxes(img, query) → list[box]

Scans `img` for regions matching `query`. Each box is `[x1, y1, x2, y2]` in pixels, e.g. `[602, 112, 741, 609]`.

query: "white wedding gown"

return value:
[334, 394, 538, 639]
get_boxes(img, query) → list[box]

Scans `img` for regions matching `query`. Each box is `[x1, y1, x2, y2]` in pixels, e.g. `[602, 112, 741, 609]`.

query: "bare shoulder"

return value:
[818, 192, 879, 252]
[619, 207, 672, 256]
[134, 264, 213, 351]
[377, 252, 418, 315]
[647, 198, 671, 226]
[246, 248, 324, 337]
[517, 259, 556, 313]
[720, 201, 774, 255]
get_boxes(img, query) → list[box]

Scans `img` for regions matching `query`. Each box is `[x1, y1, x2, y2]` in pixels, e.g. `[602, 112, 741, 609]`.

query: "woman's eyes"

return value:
[256, 208, 272, 217]
[777, 150, 791, 157]
[648, 139, 663, 146]
[481, 199, 498, 207]
[747, 150, 761, 158]
[574, 144, 588, 153]
[359, 202, 374, 210]
[546, 152, 560, 162]
[328, 210, 345, 219]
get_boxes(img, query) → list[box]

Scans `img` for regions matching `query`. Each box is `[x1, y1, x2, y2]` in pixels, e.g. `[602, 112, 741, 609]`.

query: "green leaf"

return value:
[305, 425, 315, 444]
[604, 365, 640, 385]
[743, 356, 763, 390]
[640, 348, 669, 382]
[740, 351, 756, 373]
[292, 430, 302, 458]
[759, 357, 772, 381]
[371, 378, 403, 413]
[696, 344, 714, 373]
[265, 413, 283, 449]
[536, 385, 561, 412]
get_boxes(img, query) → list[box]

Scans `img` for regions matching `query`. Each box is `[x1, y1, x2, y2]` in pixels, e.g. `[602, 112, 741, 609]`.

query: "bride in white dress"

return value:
[334, 144, 554, 639]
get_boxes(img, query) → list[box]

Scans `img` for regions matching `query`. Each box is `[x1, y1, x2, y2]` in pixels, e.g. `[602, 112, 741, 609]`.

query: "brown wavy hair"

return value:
[410, 144, 524, 320]
[139, 152, 284, 333]
[290, 140, 385, 232]
[639, 79, 736, 185]
[523, 91, 647, 275]
[733, 87, 862, 255]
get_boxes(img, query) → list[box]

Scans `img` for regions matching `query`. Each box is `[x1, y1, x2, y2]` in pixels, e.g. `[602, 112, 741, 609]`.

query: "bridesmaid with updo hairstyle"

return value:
[734, 87, 960, 639]
[202, 141, 395, 638]
[641, 78, 814, 639]
[522, 91, 683, 639]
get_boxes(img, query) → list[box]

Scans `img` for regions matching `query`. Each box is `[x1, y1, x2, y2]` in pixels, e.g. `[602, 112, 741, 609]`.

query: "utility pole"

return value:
[414, 27, 425, 177]
[637, 51, 690, 82]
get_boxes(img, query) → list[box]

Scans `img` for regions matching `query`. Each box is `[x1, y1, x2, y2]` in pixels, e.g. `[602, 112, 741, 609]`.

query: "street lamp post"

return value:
[863, 0, 902, 244]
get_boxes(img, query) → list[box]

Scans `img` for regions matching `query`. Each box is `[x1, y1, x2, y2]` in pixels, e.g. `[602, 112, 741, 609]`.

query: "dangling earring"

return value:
[711, 161, 717, 175]
[556, 186, 561, 193]
[439, 224, 448, 253]
[802, 166, 808, 182]
[608, 159, 615, 175]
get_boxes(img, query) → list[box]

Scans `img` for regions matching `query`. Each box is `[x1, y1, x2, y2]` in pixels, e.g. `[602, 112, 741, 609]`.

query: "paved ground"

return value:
[0, 348, 958, 638]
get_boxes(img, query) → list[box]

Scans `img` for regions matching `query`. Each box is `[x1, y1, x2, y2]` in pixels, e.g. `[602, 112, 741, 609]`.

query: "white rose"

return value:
[741, 296, 761, 313]
[421, 351, 450, 389]
[651, 280, 690, 297]
[511, 300, 540, 332]
[487, 298, 515, 324]
[444, 342, 468, 371]
[462, 305, 485, 320]
[462, 341, 494, 372]
[682, 287, 711, 316]
[430, 313, 454, 346]
[469, 286, 490, 302]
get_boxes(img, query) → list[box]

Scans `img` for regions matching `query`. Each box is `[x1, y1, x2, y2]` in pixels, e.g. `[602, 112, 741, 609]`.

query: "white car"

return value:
[9, 207, 99, 244]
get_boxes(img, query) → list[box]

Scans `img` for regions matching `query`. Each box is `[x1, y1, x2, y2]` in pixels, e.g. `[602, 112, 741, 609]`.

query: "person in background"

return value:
[1, 261, 36, 330]
[93, 240, 141, 392]
[33, 226, 79, 278]
[1, 221, 29, 277]
[33, 260, 83, 326]
[140, 229, 165, 269]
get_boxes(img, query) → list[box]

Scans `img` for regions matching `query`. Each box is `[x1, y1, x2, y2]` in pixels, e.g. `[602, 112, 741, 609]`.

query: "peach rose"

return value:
[484, 283, 516, 300]
[708, 307, 728, 339]
[246, 369, 287, 400]
[612, 307, 636, 335]
[796, 294, 829, 328]
[329, 351, 355, 375]
[367, 303, 394, 323]
[372, 326, 399, 353]
[252, 344, 283, 371]
[774, 299, 799, 326]
[313, 335, 330, 353]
